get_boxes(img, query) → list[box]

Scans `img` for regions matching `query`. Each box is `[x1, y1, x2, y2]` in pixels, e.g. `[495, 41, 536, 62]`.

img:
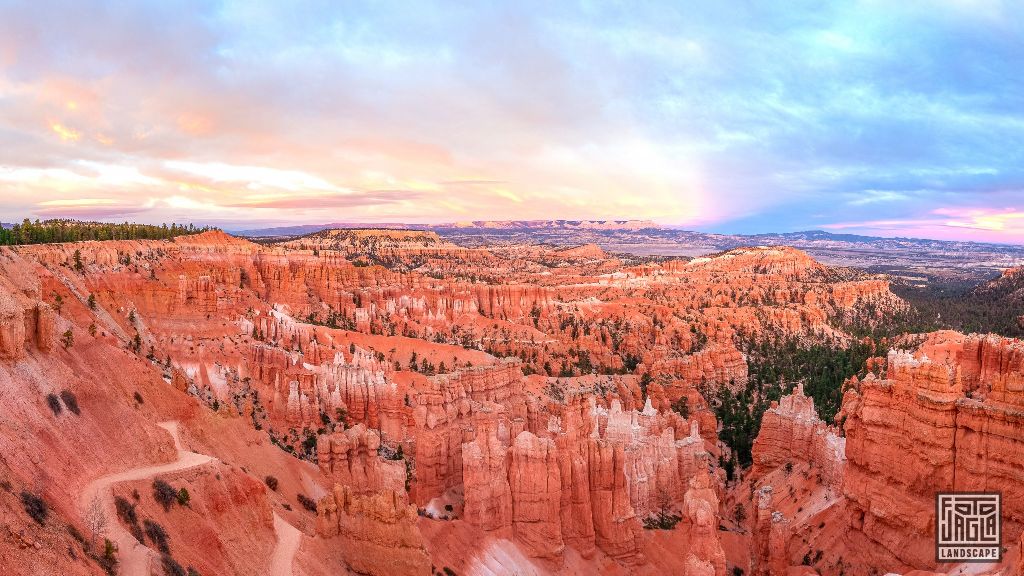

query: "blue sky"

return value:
[1, 0, 1023, 242]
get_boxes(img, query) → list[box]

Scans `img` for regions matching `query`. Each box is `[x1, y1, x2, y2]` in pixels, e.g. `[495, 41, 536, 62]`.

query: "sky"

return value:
[1, 0, 1023, 243]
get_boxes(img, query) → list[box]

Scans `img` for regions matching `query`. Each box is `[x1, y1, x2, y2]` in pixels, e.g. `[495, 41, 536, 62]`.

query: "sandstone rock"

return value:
[508, 431, 564, 559]
[461, 407, 513, 531]
[317, 424, 406, 493]
[840, 332, 1024, 569]
[682, 465, 727, 576]
[587, 438, 643, 562]
[0, 293, 26, 359]
[34, 302, 55, 352]
[751, 383, 844, 486]
[317, 484, 431, 576]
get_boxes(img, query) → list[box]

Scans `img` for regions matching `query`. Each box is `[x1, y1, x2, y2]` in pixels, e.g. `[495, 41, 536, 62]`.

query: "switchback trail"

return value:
[78, 421, 303, 575]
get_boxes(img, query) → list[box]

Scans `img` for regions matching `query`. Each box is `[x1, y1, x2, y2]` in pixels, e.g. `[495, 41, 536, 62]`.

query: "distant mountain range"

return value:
[231, 219, 661, 237]
[231, 222, 419, 237]
[233, 220, 1022, 251]
[232, 219, 1024, 279]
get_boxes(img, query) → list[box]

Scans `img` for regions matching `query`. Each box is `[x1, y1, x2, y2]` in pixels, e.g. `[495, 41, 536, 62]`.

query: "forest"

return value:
[0, 219, 213, 245]
[706, 337, 886, 477]
[891, 277, 1024, 339]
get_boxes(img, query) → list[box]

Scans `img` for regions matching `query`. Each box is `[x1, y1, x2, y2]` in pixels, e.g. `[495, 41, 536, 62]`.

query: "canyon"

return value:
[0, 229, 1020, 575]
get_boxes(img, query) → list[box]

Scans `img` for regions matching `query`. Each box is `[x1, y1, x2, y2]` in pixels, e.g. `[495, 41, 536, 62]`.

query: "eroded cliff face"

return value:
[751, 383, 845, 487]
[842, 331, 1024, 571]
[317, 484, 431, 576]
[402, 362, 725, 569]
[0, 250, 57, 360]
[746, 331, 1024, 576]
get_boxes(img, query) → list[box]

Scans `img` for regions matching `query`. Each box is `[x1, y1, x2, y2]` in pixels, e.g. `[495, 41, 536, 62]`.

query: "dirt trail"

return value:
[77, 421, 303, 575]
[78, 422, 215, 575]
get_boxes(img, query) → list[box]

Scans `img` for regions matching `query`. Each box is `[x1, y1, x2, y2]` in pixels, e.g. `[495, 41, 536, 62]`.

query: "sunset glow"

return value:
[1, 1, 1022, 243]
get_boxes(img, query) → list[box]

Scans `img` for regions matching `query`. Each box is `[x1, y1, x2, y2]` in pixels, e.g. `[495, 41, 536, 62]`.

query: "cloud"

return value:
[0, 0, 1022, 244]
[163, 161, 345, 192]
[820, 204, 1024, 243]
[33, 198, 149, 218]
[935, 207, 1024, 231]
[49, 122, 81, 142]
[222, 189, 421, 209]
[846, 190, 911, 206]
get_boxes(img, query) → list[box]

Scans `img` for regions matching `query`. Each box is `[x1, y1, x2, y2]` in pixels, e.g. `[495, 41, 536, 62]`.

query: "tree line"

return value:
[0, 219, 213, 245]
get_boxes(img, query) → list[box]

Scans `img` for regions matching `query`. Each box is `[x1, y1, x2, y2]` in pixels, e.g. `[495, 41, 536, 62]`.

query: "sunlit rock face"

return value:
[751, 382, 845, 487]
[841, 332, 1024, 570]
[745, 331, 1023, 575]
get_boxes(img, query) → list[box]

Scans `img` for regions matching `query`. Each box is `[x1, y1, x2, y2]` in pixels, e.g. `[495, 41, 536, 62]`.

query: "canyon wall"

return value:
[748, 331, 1024, 575]
[842, 331, 1024, 570]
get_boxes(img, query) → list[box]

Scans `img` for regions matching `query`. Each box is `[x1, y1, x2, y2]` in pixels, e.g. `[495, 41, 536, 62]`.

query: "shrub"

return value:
[297, 494, 317, 512]
[134, 391, 144, 404]
[161, 554, 186, 576]
[302, 433, 318, 456]
[60, 390, 81, 415]
[112, 497, 146, 542]
[642, 511, 682, 530]
[61, 329, 74, 349]
[114, 496, 138, 526]
[153, 479, 178, 512]
[378, 443, 404, 461]
[176, 488, 190, 506]
[143, 518, 170, 554]
[20, 491, 48, 525]
[264, 476, 279, 491]
[670, 396, 690, 419]
[732, 568, 745, 576]
[46, 393, 63, 416]
[734, 503, 747, 523]
[129, 522, 145, 544]
[98, 538, 119, 575]
[187, 568, 202, 576]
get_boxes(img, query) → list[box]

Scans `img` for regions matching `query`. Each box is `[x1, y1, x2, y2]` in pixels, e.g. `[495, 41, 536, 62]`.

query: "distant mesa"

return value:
[235, 219, 661, 238]
[233, 222, 419, 238]
[554, 243, 607, 259]
[444, 219, 662, 231]
[686, 245, 825, 278]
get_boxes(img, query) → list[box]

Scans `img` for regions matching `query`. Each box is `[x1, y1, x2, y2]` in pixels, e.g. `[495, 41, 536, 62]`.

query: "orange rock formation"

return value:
[4, 230, 995, 576]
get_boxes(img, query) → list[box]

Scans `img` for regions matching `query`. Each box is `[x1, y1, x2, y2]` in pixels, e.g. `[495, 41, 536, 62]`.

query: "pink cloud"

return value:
[822, 206, 1024, 244]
